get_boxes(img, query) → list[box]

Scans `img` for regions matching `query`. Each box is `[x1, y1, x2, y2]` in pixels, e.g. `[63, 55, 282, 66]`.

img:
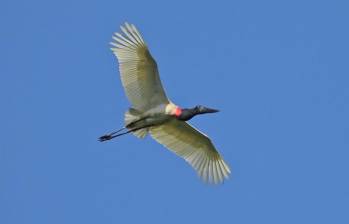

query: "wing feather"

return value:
[150, 119, 230, 184]
[111, 23, 169, 111]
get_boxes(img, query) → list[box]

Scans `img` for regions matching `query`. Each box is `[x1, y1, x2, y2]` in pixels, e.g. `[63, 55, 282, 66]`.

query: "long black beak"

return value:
[200, 107, 220, 114]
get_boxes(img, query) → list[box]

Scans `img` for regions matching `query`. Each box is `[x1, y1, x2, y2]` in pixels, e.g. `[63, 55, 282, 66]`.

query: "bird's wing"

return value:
[150, 119, 231, 184]
[110, 23, 169, 111]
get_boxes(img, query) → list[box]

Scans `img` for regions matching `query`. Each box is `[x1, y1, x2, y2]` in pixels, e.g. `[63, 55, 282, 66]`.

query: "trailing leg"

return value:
[99, 126, 150, 142]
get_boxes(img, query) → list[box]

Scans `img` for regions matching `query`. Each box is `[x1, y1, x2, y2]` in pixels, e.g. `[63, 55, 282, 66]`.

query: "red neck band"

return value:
[175, 107, 182, 117]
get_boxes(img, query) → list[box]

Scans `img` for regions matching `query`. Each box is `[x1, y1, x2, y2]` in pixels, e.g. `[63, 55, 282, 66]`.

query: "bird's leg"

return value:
[109, 127, 127, 136]
[98, 126, 148, 142]
[99, 127, 126, 142]
[99, 129, 134, 141]
[99, 117, 153, 142]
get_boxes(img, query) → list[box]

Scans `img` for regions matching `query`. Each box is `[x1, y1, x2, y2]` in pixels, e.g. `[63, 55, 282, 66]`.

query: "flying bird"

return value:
[99, 23, 230, 184]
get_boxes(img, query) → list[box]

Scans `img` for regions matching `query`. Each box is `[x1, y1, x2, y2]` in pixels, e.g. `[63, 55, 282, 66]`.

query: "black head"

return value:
[177, 105, 219, 121]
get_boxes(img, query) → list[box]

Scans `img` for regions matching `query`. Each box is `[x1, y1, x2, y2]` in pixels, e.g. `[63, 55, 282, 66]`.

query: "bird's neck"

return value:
[176, 107, 198, 121]
[174, 107, 182, 117]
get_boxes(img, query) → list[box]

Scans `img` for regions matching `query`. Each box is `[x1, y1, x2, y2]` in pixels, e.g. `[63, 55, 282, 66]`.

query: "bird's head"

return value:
[177, 105, 219, 121]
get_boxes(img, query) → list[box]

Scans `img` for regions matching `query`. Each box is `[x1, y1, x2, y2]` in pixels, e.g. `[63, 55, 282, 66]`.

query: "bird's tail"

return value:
[124, 108, 148, 138]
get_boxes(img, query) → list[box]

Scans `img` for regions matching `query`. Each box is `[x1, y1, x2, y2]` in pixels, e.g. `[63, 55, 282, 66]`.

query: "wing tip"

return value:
[110, 22, 147, 52]
[198, 157, 231, 185]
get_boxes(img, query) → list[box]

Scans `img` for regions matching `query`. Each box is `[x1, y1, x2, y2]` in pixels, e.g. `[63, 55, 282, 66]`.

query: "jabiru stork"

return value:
[99, 23, 230, 184]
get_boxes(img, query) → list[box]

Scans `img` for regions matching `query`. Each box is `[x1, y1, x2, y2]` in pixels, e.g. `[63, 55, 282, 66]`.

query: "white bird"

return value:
[100, 23, 231, 184]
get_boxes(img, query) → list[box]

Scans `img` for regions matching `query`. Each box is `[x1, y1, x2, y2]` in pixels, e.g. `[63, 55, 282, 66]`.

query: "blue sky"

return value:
[2, 0, 349, 223]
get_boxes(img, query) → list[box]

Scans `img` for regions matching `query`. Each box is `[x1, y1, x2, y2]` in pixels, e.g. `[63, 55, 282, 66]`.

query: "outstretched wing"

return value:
[110, 23, 169, 111]
[150, 119, 231, 184]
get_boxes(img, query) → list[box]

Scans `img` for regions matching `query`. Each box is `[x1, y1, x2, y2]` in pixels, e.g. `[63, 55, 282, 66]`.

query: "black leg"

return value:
[98, 126, 147, 142]
[99, 127, 126, 142]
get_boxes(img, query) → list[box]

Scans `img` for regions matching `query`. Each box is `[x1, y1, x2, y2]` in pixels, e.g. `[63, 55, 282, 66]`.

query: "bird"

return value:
[99, 23, 231, 184]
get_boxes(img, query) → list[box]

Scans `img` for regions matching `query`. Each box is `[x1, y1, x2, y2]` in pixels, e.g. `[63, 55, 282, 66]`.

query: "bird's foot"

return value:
[99, 134, 112, 142]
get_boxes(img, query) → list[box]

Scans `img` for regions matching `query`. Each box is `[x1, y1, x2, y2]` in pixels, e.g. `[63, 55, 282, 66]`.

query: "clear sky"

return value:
[2, 0, 349, 223]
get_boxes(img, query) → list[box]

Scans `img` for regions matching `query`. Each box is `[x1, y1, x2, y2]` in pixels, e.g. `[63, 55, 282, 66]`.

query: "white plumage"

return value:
[109, 23, 231, 184]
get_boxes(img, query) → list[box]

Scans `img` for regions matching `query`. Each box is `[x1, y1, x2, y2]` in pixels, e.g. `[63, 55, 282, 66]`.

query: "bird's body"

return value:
[124, 104, 174, 137]
[100, 23, 231, 184]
